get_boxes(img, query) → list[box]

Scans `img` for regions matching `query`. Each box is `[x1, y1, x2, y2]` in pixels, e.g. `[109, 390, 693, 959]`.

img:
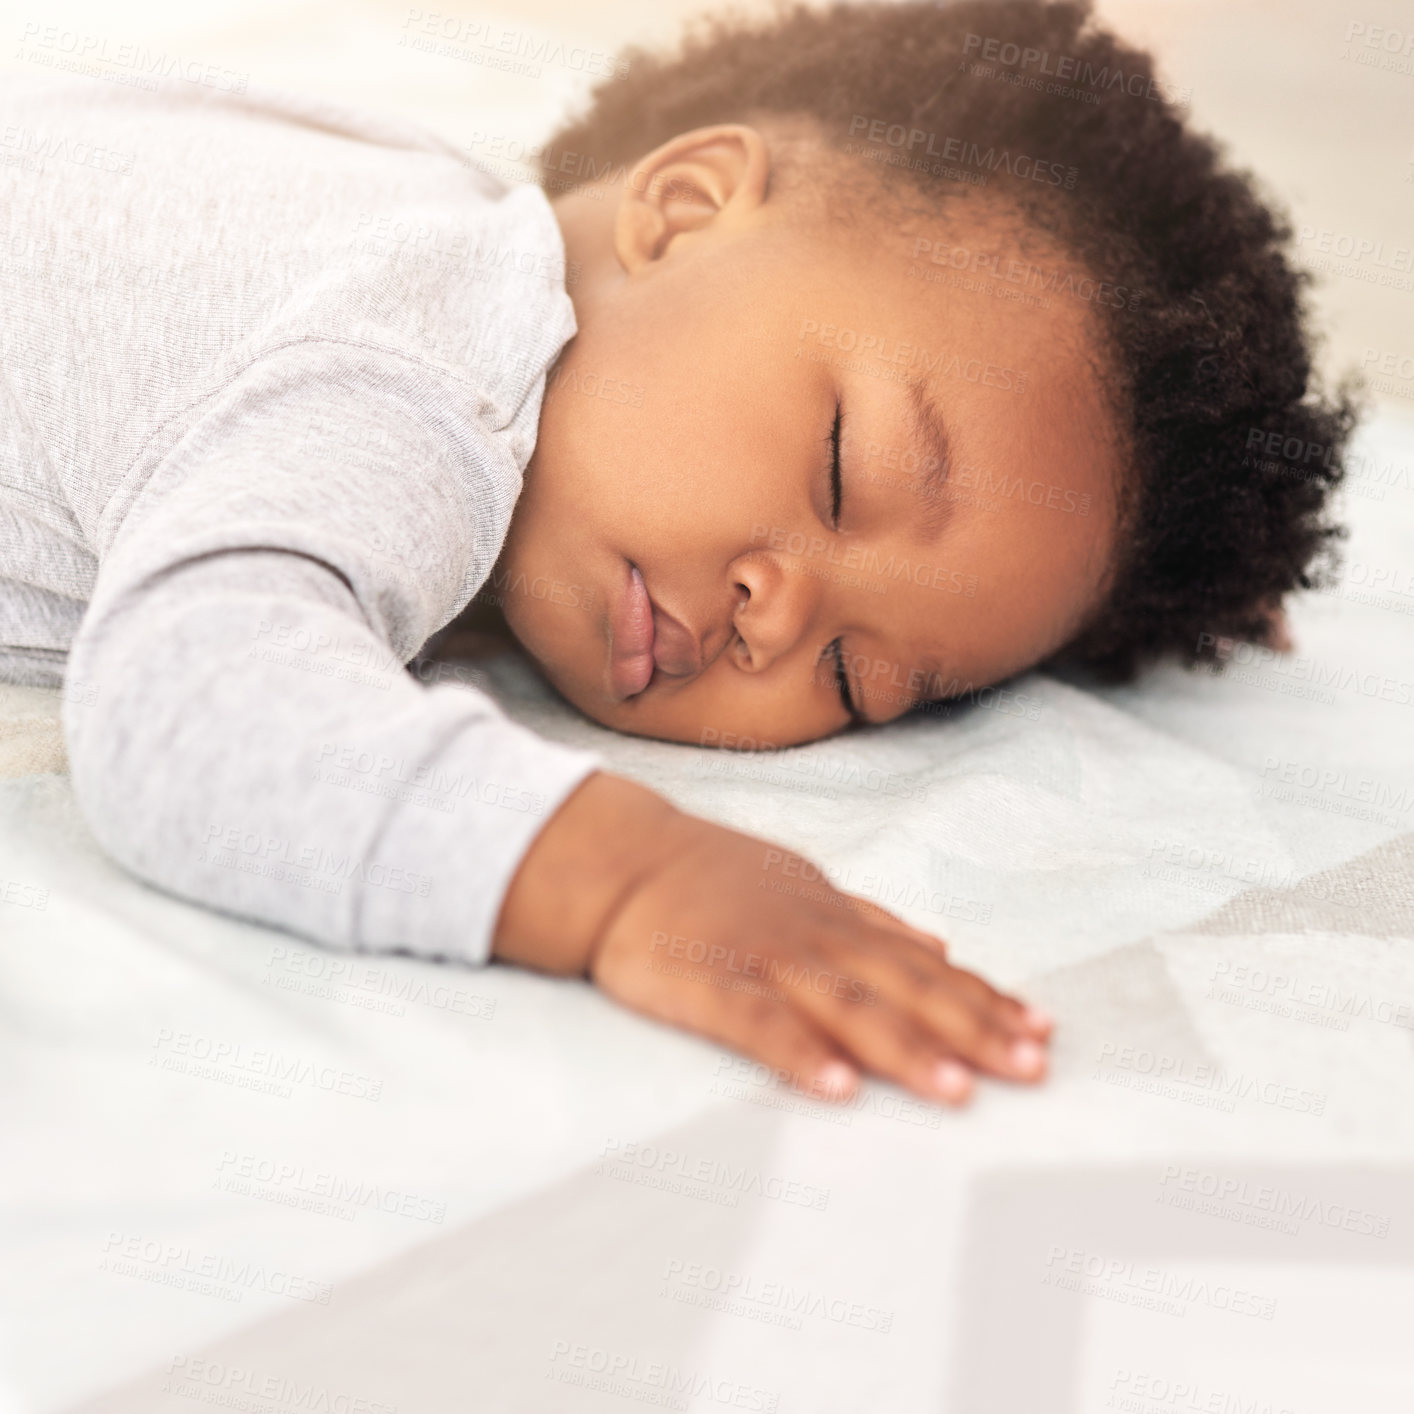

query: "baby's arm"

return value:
[63, 342, 602, 960]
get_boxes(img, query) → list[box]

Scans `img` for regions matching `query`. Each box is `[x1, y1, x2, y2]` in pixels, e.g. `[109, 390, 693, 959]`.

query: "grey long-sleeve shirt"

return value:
[0, 73, 604, 961]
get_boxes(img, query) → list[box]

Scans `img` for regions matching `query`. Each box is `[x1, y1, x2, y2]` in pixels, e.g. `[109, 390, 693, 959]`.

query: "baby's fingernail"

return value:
[1009, 1038, 1046, 1075]
[815, 1061, 857, 1099]
[931, 1059, 973, 1102]
[1023, 1005, 1054, 1032]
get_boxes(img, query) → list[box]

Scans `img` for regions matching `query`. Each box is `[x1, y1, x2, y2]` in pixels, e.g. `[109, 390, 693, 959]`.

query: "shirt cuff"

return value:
[353, 684, 603, 964]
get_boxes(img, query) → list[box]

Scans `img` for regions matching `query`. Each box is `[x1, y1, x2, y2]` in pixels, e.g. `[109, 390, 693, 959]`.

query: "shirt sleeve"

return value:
[61, 339, 604, 964]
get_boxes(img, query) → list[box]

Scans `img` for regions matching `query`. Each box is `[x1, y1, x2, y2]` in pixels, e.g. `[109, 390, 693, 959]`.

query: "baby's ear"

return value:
[1252, 596, 1293, 652]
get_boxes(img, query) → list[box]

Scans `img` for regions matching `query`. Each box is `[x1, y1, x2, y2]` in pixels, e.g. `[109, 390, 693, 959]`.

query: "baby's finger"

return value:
[790, 993, 977, 1105]
[900, 944, 1053, 1039]
[896, 960, 1049, 1081]
[839, 898, 1052, 1041]
[698, 995, 861, 1102]
[823, 932, 1044, 1082]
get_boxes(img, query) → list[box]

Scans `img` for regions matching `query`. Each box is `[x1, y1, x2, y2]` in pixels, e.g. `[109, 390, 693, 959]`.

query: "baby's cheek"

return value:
[641, 668, 841, 750]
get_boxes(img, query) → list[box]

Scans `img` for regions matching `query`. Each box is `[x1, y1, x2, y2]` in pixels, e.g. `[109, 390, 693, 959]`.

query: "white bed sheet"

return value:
[2, 397, 1412, 1412]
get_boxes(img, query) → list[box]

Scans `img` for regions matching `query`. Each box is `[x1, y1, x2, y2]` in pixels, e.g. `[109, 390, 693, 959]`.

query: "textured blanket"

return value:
[4, 414, 1411, 1414]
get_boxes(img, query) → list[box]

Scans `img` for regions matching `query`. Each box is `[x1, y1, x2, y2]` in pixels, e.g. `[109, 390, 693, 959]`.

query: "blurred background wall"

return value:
[3, 0, 1410, 412]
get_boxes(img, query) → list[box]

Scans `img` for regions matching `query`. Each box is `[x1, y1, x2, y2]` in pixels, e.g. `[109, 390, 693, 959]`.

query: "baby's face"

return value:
[495, 127, 1123, 747]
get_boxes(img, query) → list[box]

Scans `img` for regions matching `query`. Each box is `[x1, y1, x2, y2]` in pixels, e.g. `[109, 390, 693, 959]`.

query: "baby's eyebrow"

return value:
[905, 378, 955, 539]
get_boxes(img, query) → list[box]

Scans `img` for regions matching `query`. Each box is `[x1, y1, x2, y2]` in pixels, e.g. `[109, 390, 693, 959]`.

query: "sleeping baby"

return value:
[0, 1, 1351, 1105]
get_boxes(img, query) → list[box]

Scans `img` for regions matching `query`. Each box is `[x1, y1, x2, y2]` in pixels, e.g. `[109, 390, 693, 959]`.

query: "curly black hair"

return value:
[535, 0, 1357, 685]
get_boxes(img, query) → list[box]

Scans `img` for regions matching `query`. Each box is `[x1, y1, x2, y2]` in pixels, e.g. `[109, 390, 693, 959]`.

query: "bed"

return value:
[3, 402, 1411, 1412]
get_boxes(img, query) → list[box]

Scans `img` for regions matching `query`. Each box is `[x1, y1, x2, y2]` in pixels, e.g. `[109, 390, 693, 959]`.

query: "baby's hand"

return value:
[493, 772, 1050, 1105]
[587, 816, 1050, 1105]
